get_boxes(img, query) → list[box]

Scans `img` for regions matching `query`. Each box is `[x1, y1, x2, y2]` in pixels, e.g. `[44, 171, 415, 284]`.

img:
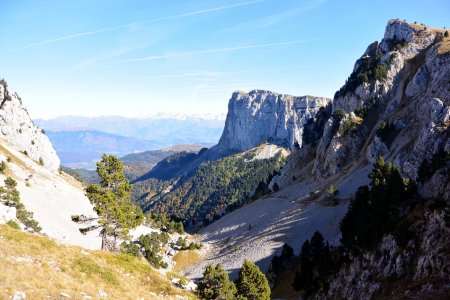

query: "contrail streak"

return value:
[101, 40, 312, 65]
[23, 0, 266, 49]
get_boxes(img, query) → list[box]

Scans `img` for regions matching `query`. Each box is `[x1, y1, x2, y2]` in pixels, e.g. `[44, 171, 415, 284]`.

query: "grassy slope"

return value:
[0, 224, 196, 300]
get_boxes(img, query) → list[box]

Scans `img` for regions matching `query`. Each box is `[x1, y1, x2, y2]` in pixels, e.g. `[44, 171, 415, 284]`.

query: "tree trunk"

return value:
[100, 228, 116, 251]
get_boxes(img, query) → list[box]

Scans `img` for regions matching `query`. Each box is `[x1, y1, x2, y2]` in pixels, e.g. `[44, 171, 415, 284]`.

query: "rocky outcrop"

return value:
[0, 80, 60, 171]
[316, 211, 450, 299]
[309, 19, 449, 200]
[216, 90, 331, 153]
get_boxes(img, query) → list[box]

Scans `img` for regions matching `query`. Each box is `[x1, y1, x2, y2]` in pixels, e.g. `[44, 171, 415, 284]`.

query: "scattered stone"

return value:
[80, 293, 92, 300]
[14, 256, 33, 263]
[59, 292, 70, 298]
[80, 249, 89, 256]
[98, 290, 108, 298]
[11, 291, 26, 300]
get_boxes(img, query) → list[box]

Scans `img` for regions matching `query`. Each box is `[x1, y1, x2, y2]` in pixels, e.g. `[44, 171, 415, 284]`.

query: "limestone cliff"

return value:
[216, 90, 331, 153]
[304, 19, 450, 199]
[0, 80, 60, 171]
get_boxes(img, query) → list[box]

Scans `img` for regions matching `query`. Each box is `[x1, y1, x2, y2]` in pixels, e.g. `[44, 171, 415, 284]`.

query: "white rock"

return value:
[215, 90, 331, 152]
[98, 291, 108, 298]
[10, 291, 26, 300]
[59, 293, 70, 298]
[0, 204, 16, 224]
[0, 81, 60, 172]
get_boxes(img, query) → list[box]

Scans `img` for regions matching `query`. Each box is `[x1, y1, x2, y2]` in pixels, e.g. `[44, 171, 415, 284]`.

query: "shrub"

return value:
[22, 150, 28, 156]
[445, 31, 449, 37]
[120, 241, 141, 257]
[340, 114, 359, 135]
[0, 161, 6, 173]
[6, 220, 20, 230]
[188, 242, 202, 250]
[326, 184, 338, 198]
[393, 40, 408, 51]
[374, 63, 388, 80]
[333, 109, 346, 121]
[38, 157, 44, 166]
[139, 232, 169, 268]
[353, 106, 368, 118]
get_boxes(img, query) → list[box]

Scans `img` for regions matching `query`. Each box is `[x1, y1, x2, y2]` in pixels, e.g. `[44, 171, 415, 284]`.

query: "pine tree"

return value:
[198, 264, 237, 300]
[75, 154, 143, 251]
[292, 240, 313, 292]
[236, 259, 271, 300]
[341, 156, 416, 250]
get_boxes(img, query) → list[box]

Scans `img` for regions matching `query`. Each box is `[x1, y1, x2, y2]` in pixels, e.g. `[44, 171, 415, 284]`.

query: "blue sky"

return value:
[1, 0, 449, 119]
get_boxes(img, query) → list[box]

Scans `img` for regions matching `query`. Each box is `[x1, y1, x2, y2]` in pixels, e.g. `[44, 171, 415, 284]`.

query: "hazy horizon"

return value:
[1, 0, 449, 119]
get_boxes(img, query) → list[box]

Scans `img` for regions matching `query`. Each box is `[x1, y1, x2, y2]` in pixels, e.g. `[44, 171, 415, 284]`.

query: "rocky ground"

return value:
[181, 164, 369, 280]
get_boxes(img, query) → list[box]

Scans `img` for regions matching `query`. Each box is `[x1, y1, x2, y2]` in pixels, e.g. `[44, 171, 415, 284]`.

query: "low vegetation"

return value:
[0, 224, 195, 299]
[145, 212, 185, 234]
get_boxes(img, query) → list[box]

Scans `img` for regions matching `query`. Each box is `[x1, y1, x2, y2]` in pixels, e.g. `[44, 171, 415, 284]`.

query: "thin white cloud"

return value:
[99, 40, 314, 66]
[23, 0, 266, 49]
[219, 0, 328, 33]
[141, 66, 316, 80]
[142, 72, 224, 80]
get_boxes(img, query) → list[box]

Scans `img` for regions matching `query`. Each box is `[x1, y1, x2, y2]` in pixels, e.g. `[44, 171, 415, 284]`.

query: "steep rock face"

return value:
[316, 211, 450, 300]
[0, 80, 60, 171]
[310, 19, 449, 199]
[216, 90, 331, 152]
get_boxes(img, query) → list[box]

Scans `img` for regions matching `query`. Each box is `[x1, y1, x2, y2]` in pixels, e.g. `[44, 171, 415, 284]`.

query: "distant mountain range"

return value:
[35, 115, 225, 145]
[35, 115, 224, 168]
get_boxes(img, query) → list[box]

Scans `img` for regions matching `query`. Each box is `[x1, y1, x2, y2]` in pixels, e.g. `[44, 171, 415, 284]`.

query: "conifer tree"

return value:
[236, 259, 271, 300]
[198, 264, 237, 300]
[74, 154, 143, 251]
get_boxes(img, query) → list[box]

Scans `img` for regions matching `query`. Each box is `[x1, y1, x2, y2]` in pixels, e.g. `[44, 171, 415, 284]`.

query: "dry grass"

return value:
[172, 250, 201, 273]
[437, 37, 450, 55]
[0, 143, 32, 174]
[409, 22, 450, 55]
[0, 224, 196, 299]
